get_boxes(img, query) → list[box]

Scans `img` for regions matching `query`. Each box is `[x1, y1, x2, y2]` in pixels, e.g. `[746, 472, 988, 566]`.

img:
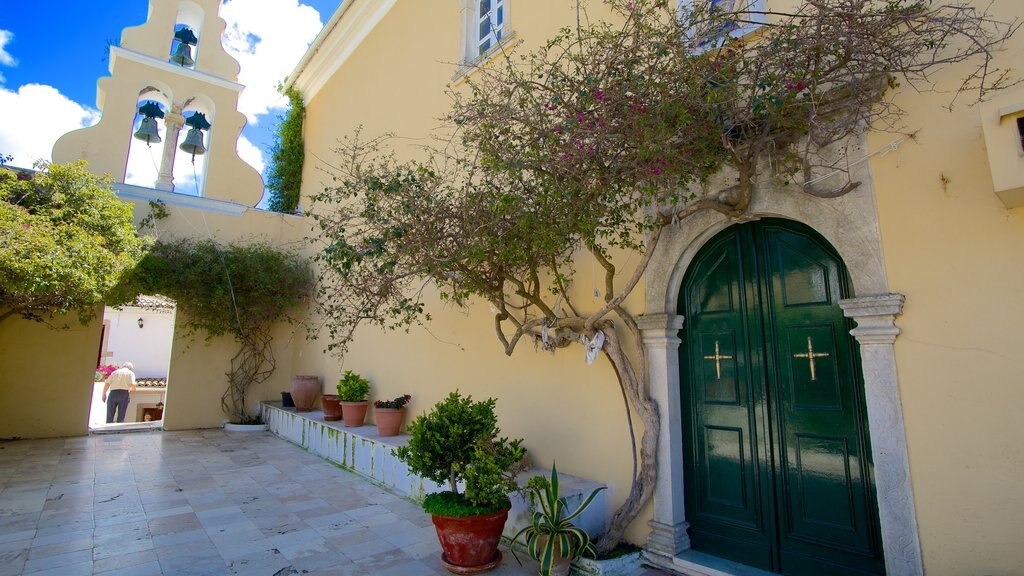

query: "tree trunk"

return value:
[595, 325, 660, 553]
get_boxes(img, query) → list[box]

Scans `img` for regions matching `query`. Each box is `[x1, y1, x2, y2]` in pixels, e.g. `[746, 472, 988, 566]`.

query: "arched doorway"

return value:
[678, 218, 884, 575]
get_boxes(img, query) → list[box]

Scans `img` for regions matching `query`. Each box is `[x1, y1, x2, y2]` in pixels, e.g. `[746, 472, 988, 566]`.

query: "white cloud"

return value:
[0, 30, 16, 67]
[0, 84, 99, 168]
[220, 0, 323, 125]
[236, 134, 265, 174]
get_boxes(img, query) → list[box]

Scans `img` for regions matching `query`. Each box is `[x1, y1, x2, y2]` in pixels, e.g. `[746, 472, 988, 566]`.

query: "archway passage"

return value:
[678, 218, 884, 575]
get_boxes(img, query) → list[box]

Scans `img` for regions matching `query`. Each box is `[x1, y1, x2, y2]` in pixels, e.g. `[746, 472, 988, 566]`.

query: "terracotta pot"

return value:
[432, 507, 509, 571]
[374, 407, 405, 436]
[340, 401, 368, 427]
[290, 375, 320, 412]
[321, 395, 343, 421]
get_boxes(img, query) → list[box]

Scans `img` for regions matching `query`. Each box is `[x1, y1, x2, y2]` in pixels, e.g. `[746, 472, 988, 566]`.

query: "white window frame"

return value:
[679, 0, 767, 51]
[461, 0, 510, 64]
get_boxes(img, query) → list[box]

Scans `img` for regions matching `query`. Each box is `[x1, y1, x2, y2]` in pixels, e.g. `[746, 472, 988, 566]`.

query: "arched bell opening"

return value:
[169, 2, 205, 70]
[124, 86, 172, 188]
[173, 95, 215, 197]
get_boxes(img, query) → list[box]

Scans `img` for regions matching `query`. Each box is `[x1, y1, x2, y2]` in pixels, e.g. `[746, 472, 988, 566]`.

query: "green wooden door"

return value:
[679, 219, 884, 575]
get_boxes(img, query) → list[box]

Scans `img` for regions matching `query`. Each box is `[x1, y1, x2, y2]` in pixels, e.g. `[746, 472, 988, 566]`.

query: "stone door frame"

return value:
[639, 174, 925, 576]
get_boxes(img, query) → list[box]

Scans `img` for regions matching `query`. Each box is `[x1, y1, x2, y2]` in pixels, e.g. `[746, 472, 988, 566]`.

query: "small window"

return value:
[681, 0, 766, 50]
[475, 0, 506, 57]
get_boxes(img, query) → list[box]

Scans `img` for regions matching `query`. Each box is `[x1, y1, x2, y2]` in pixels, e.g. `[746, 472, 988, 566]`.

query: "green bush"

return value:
[1, 161, 147, 325]
[336, 370, 370, 401]
[396, 391, 525, 514]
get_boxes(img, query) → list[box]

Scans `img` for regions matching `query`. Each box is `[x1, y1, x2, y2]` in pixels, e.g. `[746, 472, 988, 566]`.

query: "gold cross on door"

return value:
[704, 341, 733, 380]
[793, 336, 830, 381]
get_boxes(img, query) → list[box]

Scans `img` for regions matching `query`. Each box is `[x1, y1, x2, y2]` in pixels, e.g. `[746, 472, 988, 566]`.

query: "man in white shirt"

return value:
[103, 362, 137, 423]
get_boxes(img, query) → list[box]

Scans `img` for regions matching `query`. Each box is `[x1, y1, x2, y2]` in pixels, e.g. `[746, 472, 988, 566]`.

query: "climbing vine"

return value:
[266, 85, 306, 214]
[109, 238, 312, 423]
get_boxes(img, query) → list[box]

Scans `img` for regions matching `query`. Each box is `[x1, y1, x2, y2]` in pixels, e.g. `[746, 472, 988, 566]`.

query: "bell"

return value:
[170, 42, 194, 67]
[133, 116, 161, 144]
[179, 127, 207, 157]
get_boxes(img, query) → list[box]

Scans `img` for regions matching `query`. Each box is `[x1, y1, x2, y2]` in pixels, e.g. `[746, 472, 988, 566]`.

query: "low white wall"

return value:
[262, 401, 608, 539]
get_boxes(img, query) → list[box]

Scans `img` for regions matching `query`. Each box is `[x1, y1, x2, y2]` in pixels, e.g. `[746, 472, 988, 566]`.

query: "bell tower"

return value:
[53, 0, 263, 206]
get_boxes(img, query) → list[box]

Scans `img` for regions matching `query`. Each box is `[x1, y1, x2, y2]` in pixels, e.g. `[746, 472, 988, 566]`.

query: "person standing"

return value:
[103, 362, 137, 423]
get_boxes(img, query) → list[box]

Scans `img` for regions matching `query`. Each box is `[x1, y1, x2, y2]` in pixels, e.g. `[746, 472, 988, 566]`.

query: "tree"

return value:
[109, 238, 312, 423]
[266, 85, 306, 214]
[307, 0, 1016, 551]
[0, 161, 147, 326]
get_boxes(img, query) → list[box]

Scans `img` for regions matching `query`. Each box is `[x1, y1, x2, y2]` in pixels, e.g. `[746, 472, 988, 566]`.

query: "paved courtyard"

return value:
[0, 430, 669, 576]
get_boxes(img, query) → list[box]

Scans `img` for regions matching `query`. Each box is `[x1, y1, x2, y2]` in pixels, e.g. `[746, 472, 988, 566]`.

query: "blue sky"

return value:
[0, 0, 340, 199]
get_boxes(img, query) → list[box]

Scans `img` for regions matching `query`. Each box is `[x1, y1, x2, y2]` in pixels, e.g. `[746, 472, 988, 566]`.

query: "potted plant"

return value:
[336, 370, 371, 426]
[396, 391, 526, 573]
[511, 464, 605, 576]
[321, 393, 343, 421]
[374, 394, 411, 436]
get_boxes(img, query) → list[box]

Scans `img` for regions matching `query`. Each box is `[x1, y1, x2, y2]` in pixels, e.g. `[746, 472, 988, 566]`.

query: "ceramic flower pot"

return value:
[289, 375, 320, 412]
[321, 394, 343, 421]
[432, 507, 508, 573]
[374, 407, 405, 436]
[340, 400, 368, 427]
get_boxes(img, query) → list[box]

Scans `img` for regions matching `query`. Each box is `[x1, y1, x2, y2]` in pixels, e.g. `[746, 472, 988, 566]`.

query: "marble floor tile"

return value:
[0, 430, 672, 576]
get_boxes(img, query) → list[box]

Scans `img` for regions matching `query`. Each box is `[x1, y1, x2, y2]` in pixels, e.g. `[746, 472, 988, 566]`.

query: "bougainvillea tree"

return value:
[308, 0, 1016, 549]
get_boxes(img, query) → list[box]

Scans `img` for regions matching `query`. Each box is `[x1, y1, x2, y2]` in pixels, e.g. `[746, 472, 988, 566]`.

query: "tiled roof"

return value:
[136, 378, 167, 388]
[134, 295, 175, 310]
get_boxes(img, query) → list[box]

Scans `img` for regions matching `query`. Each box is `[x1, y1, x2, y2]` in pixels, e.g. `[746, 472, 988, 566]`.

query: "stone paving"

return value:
[0, 430, 671, 576]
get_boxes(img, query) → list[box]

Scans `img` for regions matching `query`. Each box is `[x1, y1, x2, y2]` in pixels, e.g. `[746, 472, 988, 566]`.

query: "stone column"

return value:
[637, 313, 690, 559]
[839, 294, 924, 576]
[155, 104, 184, 191]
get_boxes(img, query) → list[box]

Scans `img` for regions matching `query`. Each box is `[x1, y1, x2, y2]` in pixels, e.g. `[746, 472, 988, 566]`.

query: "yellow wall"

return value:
[19, 0, 1024, 568]
[0, 311, 100, 439]
[292, 0, 1024, 562]
[133, 201, 309, 430]
[292, 0, 652, 543]
[867, 1, 1024, 573]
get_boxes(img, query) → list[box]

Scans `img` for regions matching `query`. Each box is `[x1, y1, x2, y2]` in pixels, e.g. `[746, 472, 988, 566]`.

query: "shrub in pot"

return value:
[510, 464, 605, 576]
[336, 370, 370, 426]
[396, 391, 526, 573]
[374, 394, 411, 436]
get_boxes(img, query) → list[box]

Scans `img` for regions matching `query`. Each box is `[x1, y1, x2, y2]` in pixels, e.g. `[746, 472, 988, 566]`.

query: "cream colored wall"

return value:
[129, 199, 308, 430]
[0, 311, 100, 439]
[867, 1, 1024, 573]
[292, 0, 653, 544]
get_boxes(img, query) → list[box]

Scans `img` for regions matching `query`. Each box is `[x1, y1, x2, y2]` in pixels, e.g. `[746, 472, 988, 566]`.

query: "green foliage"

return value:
[511, 464, 606, 575]
[422, 491, 510, 518]
[0, 161, 147, 325]
[110, 238, 310, 341]
[108, 237, 311, 422]
[266, 85, 305, 214]
[336, 369, 370, 401]
[395, 391, 526, 511]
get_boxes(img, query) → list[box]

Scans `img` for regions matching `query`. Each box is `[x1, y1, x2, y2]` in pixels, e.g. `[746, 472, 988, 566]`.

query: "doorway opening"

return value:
[89, 295, 176, 432]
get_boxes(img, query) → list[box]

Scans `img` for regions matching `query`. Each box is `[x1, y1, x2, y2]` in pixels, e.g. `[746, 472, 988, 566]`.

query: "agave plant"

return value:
[511, 463, 606, 576]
